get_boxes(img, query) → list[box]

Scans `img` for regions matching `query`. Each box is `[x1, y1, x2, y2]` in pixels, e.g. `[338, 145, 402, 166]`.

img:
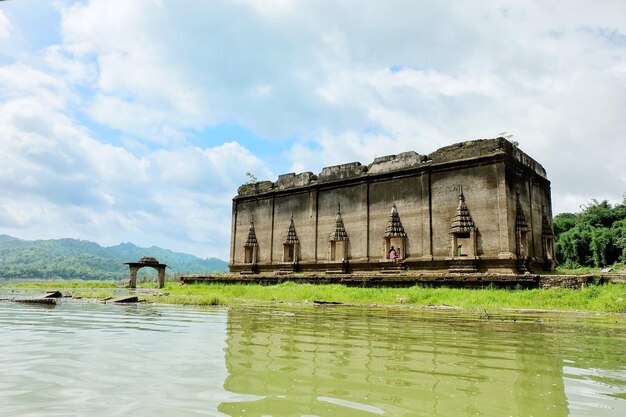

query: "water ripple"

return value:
[1, 301, 625, 417]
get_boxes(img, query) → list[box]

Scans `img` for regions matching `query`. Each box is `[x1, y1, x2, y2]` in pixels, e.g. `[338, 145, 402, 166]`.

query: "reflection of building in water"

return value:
[219, 308, 569, 417]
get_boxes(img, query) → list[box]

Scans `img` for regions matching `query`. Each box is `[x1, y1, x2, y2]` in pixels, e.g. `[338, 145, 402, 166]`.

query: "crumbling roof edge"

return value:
[235, 137, 547, 198]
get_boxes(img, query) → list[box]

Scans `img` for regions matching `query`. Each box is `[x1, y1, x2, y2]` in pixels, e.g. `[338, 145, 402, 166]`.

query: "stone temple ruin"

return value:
[229, 138, 556, 275]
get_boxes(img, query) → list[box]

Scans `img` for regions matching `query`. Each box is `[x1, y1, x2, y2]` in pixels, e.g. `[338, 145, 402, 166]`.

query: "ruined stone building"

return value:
[229, 138, 555, 274]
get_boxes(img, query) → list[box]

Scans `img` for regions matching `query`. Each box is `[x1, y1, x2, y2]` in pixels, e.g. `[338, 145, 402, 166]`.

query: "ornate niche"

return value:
[282, 216, 300, 263]
[515, 193, 531, 272]
[243, 220, 258, 264]
[448, 186, 478, 272]
[328, 207, 349, 262]
[383, 203, 407, 260]
[541, 205, 556, 270]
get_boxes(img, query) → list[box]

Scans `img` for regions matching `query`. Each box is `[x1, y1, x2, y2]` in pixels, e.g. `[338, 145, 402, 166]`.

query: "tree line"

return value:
[554, 198, 626, 268]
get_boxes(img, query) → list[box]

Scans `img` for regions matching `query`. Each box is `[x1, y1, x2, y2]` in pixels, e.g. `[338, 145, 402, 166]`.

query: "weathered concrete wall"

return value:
[229, 137, 553, 274]
[317, 182, 368, 262]
[233, 197, 273, 263]
[368, 175, 425, 260]
[506, 159, 553, 267]
[430, 163, 504, 259]
[272, 190, 317, 263]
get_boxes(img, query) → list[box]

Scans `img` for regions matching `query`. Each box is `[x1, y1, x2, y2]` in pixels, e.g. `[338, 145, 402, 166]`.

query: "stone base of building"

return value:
[447, 257, 479, 273]
[182, 272, 624, 289]
[229, 257, 551, 275]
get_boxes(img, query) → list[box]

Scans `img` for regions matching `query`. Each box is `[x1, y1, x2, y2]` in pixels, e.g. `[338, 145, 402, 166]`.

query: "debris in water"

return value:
[111, 296, 139, 303]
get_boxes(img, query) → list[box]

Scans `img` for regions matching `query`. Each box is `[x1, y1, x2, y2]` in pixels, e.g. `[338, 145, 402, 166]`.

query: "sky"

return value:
[0, 0, 625, 259]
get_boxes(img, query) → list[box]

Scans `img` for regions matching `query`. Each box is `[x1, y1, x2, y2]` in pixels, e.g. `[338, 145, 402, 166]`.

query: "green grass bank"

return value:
[2, 280, 625, 313]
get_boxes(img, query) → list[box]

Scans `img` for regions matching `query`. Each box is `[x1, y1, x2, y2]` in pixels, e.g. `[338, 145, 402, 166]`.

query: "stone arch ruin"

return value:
[125, 257, 168, 289]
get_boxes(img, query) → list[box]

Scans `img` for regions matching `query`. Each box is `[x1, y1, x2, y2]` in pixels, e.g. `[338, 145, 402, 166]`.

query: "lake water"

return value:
[0, 297, 624, 417]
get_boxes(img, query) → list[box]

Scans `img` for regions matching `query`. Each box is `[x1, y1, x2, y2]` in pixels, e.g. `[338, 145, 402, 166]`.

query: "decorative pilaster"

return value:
[329, 208, 349, 241]
[284, 217, 299, 244]
[384, 203, 407, 238]
[515, 193, 531, 272]
[449, 185, 476, 234]
[515, 193, 530, 233]
[282, 216, 300, 263]
[383, 203, 407, 260]
[329, 207, 349, 262]
[243, 220, 258, 264]
[541, 205, 556, 270]
[448, 185, 478, 272]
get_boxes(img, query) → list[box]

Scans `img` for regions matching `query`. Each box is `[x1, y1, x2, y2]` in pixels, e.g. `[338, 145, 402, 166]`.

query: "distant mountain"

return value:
[0, 235, 228, 280]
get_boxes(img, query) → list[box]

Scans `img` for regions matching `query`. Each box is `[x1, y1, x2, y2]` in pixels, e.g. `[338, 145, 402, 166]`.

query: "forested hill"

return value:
[0, 235, 228, 280]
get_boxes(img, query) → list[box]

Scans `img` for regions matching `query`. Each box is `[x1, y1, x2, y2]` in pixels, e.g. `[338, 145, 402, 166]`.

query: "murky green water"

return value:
[0, 299, 624, 417]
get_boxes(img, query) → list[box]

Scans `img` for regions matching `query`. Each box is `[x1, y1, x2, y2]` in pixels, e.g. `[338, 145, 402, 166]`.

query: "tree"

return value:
[553, 213, 576, 238]
[555, 198, 626, 268]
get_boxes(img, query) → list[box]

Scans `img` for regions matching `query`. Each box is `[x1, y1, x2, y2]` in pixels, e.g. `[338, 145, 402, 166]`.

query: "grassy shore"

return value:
[1, 280, 625, 313]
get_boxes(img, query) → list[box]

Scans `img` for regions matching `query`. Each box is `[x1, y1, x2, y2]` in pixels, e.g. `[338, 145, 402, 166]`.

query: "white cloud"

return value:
[0, 10, 11, 40]
[55, 0, 212, 141]
[43, 45, 95, 84]
[0, 55, 271, 258]
[0, 112, 270, 257]
[0, 63, 72, 109]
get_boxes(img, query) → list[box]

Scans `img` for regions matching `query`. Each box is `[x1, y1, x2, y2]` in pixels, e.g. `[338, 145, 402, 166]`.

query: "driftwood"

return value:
[14, 298, 57, 305]
[111, 296, 139, 303]
[313, 300, 343, 305]
[43, 291, 63, 298]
